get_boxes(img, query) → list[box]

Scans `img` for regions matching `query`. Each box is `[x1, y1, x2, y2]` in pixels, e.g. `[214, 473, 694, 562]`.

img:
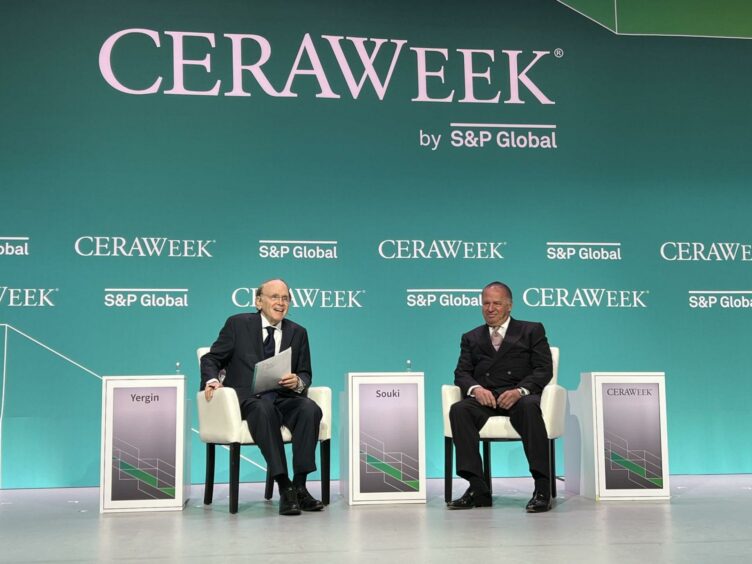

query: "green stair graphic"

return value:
[610, 452, 663, 487]
[115, 458, 176, 497]
[363, 453, 419, 491]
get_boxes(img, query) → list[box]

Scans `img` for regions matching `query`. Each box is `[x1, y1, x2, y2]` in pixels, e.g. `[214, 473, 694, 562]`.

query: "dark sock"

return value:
[276, 474, 292, 493]
[468, 476, 489, 494]
[534, 478, 550, 496]
[292, 473, 307, 489]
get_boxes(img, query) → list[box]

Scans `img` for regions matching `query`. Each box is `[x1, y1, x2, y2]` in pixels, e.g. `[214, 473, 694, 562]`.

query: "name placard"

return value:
[100, 376, 189, 512]
[341, 372, 426, 504]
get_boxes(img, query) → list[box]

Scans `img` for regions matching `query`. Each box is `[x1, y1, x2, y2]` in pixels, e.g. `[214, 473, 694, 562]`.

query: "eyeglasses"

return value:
[262, 294, 291, 304]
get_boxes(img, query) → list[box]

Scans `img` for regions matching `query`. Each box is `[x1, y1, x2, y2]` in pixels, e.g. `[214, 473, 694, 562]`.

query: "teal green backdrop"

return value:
[2, 0, 751, 488]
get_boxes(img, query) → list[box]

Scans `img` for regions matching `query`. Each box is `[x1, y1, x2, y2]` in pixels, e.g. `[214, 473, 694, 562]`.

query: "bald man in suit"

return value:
[201, 278, 323, 516]
[448, 281, 554, 512]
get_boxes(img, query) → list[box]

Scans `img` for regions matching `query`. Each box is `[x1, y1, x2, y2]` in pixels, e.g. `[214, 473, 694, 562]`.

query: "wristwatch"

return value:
[517, 387, 530, 396]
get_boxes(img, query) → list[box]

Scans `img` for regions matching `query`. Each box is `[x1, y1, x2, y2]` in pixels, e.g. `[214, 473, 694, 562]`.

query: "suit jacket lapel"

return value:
[494, 317, 521, 359]
[279, 318, 294, 352]
[249, 313, 264, 359]
[477, 325, 496, 357]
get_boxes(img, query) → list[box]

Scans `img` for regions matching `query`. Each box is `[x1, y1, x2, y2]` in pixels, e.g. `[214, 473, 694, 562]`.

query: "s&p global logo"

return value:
[75, 236, 215, 258]
[104, 287, 189, 308]
[232, 287, 364, 308]
[0, 236, 30, 256]
[688, 290, 752, 310]
[523, 287, 648, 308]
[660, 242, 752, 262]
[379, 240, 506, 260]
[258, 239, 338, 260]
[406, 288, 481, 308]
[0, 286, 58, 307]
[546, 241, 622, 261]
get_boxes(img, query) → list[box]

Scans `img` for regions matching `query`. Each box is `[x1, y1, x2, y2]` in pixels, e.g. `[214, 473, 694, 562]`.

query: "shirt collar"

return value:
[260, 313, 281, 331]
[488, 317, 510, 336]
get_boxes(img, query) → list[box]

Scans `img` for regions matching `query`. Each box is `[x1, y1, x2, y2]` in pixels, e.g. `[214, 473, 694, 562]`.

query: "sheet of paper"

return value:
[252, 347, 292, 394]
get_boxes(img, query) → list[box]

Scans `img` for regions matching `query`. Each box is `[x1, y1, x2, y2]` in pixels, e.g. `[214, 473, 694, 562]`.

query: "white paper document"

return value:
[252, 347, 292, 394]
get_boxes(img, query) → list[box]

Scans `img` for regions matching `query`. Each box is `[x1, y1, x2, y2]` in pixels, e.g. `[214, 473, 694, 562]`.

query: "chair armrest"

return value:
[541, 384, 566, 439]
[308, 386, 332, 441]
[442, 385, 462, 438]
[196, 387, 245, 444]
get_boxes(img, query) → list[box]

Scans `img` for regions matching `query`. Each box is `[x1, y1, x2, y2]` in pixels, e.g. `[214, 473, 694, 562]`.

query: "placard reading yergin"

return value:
[111, 386, 177, 500]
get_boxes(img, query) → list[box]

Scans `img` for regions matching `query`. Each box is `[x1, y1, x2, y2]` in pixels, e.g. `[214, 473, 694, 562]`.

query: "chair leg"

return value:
[229, 443, 240, 514]
[264, 471, 274, 500]
[550, 439, 557, 498]
[482, 441, 492, 493]
[204, 443, 215, 505]
[321, 439, 331, 505]
[444, 436, 453, 503]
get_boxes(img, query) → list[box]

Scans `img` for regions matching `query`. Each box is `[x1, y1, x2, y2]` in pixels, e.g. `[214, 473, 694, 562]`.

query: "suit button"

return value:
[507, 371, 512, 375]
[485, 373, 490, 377]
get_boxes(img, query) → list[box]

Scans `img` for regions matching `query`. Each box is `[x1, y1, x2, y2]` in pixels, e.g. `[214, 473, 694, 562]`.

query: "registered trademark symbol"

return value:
[554, 48, 564, 58]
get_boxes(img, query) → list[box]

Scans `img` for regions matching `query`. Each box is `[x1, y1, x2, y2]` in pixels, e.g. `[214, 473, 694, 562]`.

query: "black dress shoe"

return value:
[295, 486, 324, 512]
[525, 490, 552, 513]
[447, 487, 492, 510]
[279, 486, 301, 516]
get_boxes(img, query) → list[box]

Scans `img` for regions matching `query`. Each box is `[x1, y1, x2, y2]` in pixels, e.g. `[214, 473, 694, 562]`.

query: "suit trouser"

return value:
[449, 395, 549, 486]
[239, 395, 322, 478]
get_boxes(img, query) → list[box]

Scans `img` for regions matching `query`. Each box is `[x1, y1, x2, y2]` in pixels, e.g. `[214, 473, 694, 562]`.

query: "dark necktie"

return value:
[263, 326, 276, 359]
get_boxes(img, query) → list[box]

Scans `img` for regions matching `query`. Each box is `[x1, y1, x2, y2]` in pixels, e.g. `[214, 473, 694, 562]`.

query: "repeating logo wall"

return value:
[3, 0, 752, 491]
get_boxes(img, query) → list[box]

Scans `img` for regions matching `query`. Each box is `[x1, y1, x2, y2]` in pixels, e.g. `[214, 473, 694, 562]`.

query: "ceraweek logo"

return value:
[104, 288, 189, 308]
[232, 287, 364, 308]
[379, 240, 505, 260]
[259, 239, 338, 259]
[75, 236, 214, 257]
[523, 288, 648, 308]
[606, 388, 653, 396]
[688, 290, 752, 310]
[100, 30, 559, 106]
[406, 288, 481, 308]
[0, 286, 58, 307]
[660, 242, 752, 262]
[546, 241, 622, 261]
[0, 237, 30, 256]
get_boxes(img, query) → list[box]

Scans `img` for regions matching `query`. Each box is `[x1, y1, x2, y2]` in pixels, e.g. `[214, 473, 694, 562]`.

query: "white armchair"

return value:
[196, 347, 332, 513]
[442, 346, 565, 501]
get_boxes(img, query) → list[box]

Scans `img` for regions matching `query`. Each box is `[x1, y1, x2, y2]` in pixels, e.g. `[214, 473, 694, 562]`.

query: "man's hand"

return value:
[472, 386, 496, 408]
[204, 380, 223, 401]
[279, 373, 301, 390]
[497, 388, 522, 410]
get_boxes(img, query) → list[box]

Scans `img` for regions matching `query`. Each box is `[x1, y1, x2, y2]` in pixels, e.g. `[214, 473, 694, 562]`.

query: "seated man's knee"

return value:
[449, 400, 470, 422]
[301, 398, 323, 422]
[512, 395, 541, 415]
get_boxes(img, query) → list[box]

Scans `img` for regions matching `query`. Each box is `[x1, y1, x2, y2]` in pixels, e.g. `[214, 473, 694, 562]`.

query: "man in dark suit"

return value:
[200, 278, 323, 516]
[448, 281, 554, 512]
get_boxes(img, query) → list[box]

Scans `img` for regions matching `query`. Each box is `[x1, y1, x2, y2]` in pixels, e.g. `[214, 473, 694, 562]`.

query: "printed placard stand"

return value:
[566, 372, 670, 500]
[340, 372, 426, 505]
[100, 375, 190, 512]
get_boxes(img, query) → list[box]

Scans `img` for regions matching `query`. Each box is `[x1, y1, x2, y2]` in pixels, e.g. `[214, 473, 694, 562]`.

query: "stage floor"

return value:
[1, 475, 751, 563]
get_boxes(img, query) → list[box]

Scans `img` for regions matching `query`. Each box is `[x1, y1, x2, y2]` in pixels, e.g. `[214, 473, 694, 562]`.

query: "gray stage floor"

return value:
[1, 475, 751, 563]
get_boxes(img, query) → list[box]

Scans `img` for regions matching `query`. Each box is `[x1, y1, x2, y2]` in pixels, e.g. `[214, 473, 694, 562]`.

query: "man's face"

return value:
[481, 285, 512, 327]
[255, 279, 290, 324]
